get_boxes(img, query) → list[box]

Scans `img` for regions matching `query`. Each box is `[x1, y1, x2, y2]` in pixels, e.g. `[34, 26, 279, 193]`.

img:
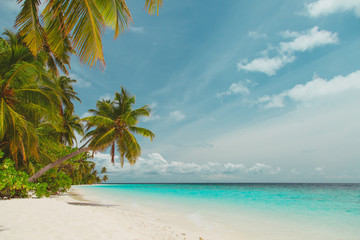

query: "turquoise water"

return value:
[76, 183, 360, 239]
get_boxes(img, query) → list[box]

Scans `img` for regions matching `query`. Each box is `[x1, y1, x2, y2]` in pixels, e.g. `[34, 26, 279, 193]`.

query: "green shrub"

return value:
[37, 169, 72, 194]
[34, 182, 50, 198]
[0, 154, 34, 199]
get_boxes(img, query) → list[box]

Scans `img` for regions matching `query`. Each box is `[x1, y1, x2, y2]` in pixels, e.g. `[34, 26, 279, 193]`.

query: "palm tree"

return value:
[58, 109, 84, 146]
[15, 0, 163, 70]
[54, 75, 81, 115]
[0, 31, 59, 168]
[28, 86, 155, 182]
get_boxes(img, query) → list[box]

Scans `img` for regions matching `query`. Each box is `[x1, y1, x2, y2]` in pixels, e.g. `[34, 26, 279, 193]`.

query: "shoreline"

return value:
[0, 186, 214, 240]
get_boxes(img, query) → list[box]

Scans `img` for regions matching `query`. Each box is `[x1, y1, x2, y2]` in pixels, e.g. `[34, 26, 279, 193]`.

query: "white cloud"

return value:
[169, 110, 186, 121]
[93, 152, 283, 178]
[281, 30, 301, 38]
[248, 31, 267, 39]
[246, 163, 281, 175]
[258, 94, 286, 109]
[259, 70, 360, 108]
[306, 0, 360, 17]
[149, 102, 158, 109]
[238, 55, 295, 76]
[69, 73, 91, 88]
[216, 80, 251, 98]
[238, 27, 338, 76]
[279, 27, 338, 53]
[129, 26, 144, 33]
[143, 114, 161, 122]
[290, 168, 300, 174]
[315, 166, 324, 172]
[80, 112, 93, 119]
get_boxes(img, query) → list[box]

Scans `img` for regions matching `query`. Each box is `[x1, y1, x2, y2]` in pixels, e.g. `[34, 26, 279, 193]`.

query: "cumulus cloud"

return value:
[238, 27, 338, 76]
[238, 55, 295, 76]
[93, 152, 280, 179]
[169, 110, 186, 121]
[216, 80, 251, 98]
[259, 70, 360, 109]
[306, 0, 360, 17]
[69, 73, 91, 88]
[279, 27, 338, 53]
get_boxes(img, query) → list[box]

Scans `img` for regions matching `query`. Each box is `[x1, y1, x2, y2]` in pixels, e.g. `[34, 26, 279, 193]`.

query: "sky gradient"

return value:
[1, 0, 360, 183]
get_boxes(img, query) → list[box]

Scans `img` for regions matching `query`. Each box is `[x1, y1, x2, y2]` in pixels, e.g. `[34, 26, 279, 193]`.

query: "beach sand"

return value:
[0, 188, 219, 240]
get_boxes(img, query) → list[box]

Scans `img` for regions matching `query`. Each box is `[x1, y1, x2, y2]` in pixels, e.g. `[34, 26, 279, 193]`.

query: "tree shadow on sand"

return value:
[67, 202, 118, 207]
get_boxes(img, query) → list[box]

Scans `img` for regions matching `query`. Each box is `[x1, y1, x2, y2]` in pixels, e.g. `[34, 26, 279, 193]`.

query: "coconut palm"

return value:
[54, 75, 81, 114]
[28, 86, 155, 182]
[15, 0, 163, 69]
[0, 31, 60, 168]
[58, 109, 84, 146]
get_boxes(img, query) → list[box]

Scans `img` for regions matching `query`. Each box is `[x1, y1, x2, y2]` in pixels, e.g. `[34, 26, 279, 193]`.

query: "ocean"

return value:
[74, 183, 360, 240]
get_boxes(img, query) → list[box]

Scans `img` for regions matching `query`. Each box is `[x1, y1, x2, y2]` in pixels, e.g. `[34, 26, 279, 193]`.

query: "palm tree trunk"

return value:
[28, 147, 91, 182]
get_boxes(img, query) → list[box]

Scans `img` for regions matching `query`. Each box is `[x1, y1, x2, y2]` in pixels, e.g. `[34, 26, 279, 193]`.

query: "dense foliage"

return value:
[0, 147, 106, 199]
[1, 0, 158, 199]
[0, 32, 107, 198]
[0, 28, 153, 198]
[0, 151, 34, 199]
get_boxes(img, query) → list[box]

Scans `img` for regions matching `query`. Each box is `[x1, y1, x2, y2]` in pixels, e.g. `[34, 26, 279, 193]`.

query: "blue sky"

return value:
[1, 0, 360, 183]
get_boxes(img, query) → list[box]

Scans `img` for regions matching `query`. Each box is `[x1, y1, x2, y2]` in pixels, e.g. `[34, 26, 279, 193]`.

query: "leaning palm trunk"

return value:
[28, 147, 91, 182]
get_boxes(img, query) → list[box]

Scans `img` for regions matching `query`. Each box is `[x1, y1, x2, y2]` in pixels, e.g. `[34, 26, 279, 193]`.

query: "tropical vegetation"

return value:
[0, 27, 155, 198]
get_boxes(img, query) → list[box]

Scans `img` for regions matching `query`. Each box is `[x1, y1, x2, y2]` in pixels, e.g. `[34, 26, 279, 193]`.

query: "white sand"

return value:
[0, 189, 219, 240]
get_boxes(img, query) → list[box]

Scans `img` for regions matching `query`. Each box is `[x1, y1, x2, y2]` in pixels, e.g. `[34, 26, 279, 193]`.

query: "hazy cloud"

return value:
[315, 166, 324, 172]
[216, 80, 251, 98]
[99, 93, 112, 101]
[129, 26, 144, 33]
[246, 163, 281, 175]
[248, 31, 267, 39]
[169, 110, 186, 121]
[69, 73, 92, 88]
[142, 102, 161, 122]
[305, 0, 360, 17]
[93, 152, 281, 178]
[259, 70, 360, 108]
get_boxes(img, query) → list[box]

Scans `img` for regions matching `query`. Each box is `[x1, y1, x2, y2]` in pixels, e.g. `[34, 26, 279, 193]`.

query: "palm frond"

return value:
[64, 0, 106, 67]
[95, 0, 132, 38]
[129, 126, 155, 141]
[83, 115, 114, 128]
[144, 0, 163, 15]
[88, 127, 116, 151]
[15, 0, 44, 56]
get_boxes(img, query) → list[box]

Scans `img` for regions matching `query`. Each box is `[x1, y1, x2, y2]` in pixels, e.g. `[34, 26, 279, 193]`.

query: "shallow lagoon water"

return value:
[76, 183, 360, 240]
